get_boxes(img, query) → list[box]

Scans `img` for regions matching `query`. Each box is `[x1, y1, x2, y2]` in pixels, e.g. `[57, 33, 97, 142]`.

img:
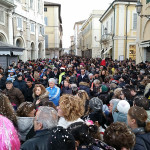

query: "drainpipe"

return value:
[112, 5, 116, 60]
[100, 20, 103, 58]
[125, 3, 130, 59]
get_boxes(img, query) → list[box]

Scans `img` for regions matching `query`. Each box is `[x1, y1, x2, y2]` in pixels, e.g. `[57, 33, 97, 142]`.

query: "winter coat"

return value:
[46, 86, 60, 106]
[23, 84, 34, 102]
[17, 117, 34, 142]
[78, 139, 115, 150]
[132, 127, 150, 150]
[3, 86, 25, 107]
[79, 82, 90, 96]
[21, 129, 52, 150]
[0, 76, 6, 90]
[78, 74, 89, 84]
[58, 117, 84, 129]
[13, 79, 26, 95]
[33, 90, 49, 108]
[112, 101, 127, 124]
[61, 86, 72, 95]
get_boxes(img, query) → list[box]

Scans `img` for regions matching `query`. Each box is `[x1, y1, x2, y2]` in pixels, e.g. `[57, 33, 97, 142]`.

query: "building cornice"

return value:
[100, 0, 137, 22]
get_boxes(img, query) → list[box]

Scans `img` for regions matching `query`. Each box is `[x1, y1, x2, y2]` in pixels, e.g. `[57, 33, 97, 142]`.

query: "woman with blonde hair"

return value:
[57, 94, 85, 128]
[127, 106, 150, 149]
[33, 84, 49, 109]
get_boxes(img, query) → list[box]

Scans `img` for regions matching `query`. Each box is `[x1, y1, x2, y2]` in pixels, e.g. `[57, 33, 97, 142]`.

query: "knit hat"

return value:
[101, 85, 108, 92]
[89, 97, 103, 112]
[117, 100, 130, 114]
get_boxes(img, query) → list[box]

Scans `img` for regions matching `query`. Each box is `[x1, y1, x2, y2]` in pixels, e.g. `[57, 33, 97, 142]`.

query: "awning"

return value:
[103, 47, 112, 55]
[13, 51, 23, 55]
[0, 51, 10, 55]
[140, 40, 150, 48]
[0, 41, 24, 55]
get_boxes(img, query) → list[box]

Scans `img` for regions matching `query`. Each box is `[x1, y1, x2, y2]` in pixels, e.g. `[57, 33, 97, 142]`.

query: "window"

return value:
[106, 21, 108, 32]
[111, 17, 113, 33]
[44, 17, 48, 26]
[39, 26, 44, 35]
[38, 0, 40, 13]
[30, 0, 33, 9]
[17, 17, 22, 29]
[31, 23, 35, 32]
[133, 13, 137, 30]
[0, 10, 4, 24]
[44, 7, 47, 12]
[45, 35, 48, 48]
[103, 25, 104, 35]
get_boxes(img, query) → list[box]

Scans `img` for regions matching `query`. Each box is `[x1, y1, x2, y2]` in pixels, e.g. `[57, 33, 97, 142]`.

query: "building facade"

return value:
[136, 0, 150, 63]
[69, 35, 75, 55]
[73, 20, 85, 56]
[44, 2, 63, 59]
[100, 0, 137, 60]
[0, 0, 15, 44]
[79, 10, 104, 58]
[0, 0, 45, 61]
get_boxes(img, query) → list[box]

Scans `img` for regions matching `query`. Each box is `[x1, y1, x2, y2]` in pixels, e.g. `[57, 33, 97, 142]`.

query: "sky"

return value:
[46, 0, 113, 48]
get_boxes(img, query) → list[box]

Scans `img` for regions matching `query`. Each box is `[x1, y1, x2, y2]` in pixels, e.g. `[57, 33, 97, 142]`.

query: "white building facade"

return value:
[79, 10, 104, 58]
[0, 0, 45, 62]
[73, 20, 85, 56]
[13, 0, 45, 61]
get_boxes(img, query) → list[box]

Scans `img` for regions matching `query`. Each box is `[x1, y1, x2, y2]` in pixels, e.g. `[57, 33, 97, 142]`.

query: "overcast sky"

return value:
[45, 0, 113, 48]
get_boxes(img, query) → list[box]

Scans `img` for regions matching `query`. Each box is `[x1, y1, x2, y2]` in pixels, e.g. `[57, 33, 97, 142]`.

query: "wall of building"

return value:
[136, 0, 150, 64]
[44, 4, 62, 59]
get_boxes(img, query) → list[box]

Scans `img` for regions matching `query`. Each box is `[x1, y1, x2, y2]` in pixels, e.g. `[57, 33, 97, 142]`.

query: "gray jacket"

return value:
[17, 117, 34, 141]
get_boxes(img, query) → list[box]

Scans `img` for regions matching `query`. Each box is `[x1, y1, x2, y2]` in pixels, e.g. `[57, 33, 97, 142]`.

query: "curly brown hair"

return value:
[33, 84, 47, 96]
[0, 93, 17, 127]
[16, 102, 34, 117]
[59, 94, 85, 121]
[103, 122, 135, 150]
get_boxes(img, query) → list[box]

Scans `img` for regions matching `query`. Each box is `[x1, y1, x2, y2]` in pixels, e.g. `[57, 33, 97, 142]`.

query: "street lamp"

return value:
[136, 0, 143, 15]
[136, 0, 150, 19]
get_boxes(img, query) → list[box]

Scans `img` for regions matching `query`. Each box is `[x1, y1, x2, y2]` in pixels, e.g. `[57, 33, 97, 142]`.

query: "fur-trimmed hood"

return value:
[79, 82, 90, 87]
[32, 90, 49, 100]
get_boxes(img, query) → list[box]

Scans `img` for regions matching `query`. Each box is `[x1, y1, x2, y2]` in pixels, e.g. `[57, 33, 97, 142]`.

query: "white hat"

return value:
[117, 100, 130, 114]
[60, 67, 65, 70]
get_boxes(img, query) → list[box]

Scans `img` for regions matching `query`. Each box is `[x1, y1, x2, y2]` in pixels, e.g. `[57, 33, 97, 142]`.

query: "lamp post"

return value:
[136, 0, 150, 19]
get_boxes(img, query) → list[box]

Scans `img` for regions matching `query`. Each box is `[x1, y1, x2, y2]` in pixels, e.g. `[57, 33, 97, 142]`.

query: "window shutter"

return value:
[133, 13, 137, 30]
[0, 11, 4, 23]
[44, 17, 48, 26]
[45, 35, 48, 48]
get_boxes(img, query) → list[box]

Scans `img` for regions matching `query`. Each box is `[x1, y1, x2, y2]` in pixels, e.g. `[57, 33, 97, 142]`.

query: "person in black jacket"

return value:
[0, 73, 6, 90]
[61, 80, 72, 95]
[21, 106, 58, 150]
[23, 78, 34, 102]
[13, 74, 26, 95]
[78, 68, 89, 85]
[128, 106, 150, 150]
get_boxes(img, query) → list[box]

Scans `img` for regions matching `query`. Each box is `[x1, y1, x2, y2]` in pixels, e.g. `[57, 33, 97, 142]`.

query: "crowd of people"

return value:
[0, 56, 150, 150]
